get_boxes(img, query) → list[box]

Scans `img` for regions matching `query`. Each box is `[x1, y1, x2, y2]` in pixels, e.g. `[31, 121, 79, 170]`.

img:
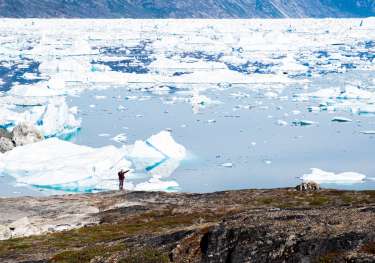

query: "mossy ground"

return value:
[0, 210, 220, 262]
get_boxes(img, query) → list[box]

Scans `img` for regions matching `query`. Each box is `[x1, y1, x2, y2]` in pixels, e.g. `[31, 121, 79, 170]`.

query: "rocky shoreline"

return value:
[0, 188, 374, 262]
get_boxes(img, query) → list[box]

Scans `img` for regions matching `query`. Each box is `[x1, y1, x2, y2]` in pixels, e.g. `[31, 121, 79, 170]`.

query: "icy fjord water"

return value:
[69, 71, 375, 193]
[0, 19, 374, 196]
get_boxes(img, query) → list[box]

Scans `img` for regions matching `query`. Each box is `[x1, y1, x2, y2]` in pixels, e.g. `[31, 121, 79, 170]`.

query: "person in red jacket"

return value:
[118, 169, 130, 191]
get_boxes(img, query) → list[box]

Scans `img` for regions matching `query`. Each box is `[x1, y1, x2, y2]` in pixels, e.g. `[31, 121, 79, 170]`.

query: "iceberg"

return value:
[276, 120, 288, 126]
[127, 131, 186, 178]
[0, 138, 131, 192]
[360, 130, 375, 135]
[0, 131, 186, 193]
[292, 120, 316, 126]
[0, 75, 81, 140]
[0, 96, 81, 139]
[221, 162, 233, 168]
[301, 168, 366, 184]
[331, 117, 352, 123]
[147, 131, 186, 160]
[111, 133, 128, 144]
[134, 175, 180, 192]
[8, 80, 66, 98]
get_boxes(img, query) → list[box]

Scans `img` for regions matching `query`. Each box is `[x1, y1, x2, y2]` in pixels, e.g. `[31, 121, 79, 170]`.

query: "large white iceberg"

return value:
[0, 131, 186, 193]
[126, 131, 186, 181]
[0, 96, 80, 139]
[301, 168, 366, 184]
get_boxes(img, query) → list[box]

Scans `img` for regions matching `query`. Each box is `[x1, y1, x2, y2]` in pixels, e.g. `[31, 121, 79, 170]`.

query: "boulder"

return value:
[0, 128, 12, 139]
[7, 217, 40, 239]
[296, 181, 320, 192]
[0, 225, 11, 241]
[0, 137, 15, 153]
[11, 123, 44, 147]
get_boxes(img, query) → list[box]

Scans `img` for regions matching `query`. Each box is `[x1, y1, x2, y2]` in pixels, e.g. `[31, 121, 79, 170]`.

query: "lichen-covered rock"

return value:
[11, 123, 44, 147]
[295, 181, 320, 192]
[0, 137, 15, 153]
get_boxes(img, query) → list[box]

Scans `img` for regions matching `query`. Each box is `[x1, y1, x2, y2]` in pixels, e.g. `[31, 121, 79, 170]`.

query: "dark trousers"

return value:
[119, 179, 124, 190]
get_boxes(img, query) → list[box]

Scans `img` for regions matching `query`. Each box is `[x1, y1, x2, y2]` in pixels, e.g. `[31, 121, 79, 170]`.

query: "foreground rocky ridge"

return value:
[0, 188, 374, 262]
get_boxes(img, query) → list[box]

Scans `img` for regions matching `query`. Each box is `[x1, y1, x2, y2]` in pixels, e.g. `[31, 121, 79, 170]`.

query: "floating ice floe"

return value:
[134, 175, 179, 192]
[190, 88, 221, 114]
[95, 95, 107, 100]
[276, 120, 288, 126]
[0, 131, 186, 193]
[111, 133, 128, 144]
[301, 168, 366, 184]
[297, 86, 375, 116]
[292, 120, 317, 126]
[221, 163, 233, 168]
[292, 110, 301, 115]
[360, 130, 375, 135]
[8, 81, 65, 99]
[331, 117, 353, 123]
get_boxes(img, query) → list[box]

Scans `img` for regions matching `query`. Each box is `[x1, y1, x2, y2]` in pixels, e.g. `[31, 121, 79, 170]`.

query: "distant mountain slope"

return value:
[0, 0, 374, 18]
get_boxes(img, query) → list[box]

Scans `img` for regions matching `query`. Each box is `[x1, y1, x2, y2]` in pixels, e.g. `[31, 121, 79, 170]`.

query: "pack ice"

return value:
[1, 18, 374, 130]
[0, 131, 186, 192]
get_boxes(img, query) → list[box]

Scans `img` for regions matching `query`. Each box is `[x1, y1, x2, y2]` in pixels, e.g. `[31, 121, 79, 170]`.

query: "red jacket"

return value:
[118, 170, 129, 180]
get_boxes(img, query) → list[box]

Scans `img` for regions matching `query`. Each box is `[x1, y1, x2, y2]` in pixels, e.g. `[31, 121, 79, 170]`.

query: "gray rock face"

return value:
[0, 128, 12, 140]
[0, 0, 373, 18]
[11, 123, 44, 147]
[0, 137, 15, 153]
[198, 213, 375, 263]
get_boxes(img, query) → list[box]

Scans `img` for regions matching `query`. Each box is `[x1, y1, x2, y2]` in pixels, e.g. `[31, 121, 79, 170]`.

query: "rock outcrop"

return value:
[10, 122, 44, 147]
[0, 188, 374, 262]
[0, 128, 14, 153]
[0, 123, 44, 153]
[0, 128, 12, 140]
[0, 137, 14, 153]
